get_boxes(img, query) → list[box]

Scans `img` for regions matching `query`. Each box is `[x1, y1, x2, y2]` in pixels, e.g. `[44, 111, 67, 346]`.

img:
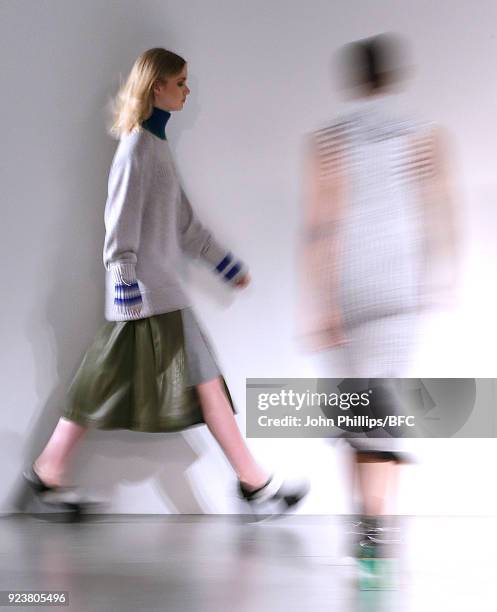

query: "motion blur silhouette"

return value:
[300, 33, 459, 585]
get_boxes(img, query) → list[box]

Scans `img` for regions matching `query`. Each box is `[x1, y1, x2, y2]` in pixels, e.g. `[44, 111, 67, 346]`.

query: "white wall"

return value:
[2, 0, 496, 515]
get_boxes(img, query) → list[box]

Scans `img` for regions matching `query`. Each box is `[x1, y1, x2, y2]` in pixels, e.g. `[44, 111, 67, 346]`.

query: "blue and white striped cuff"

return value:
[215, 253, 246, 283]
[114, 281, 143, 308]
[109, 262, 143, 315]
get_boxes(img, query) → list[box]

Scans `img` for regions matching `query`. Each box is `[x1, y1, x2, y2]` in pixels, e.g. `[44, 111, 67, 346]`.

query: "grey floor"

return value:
[0, 515, 495, 612]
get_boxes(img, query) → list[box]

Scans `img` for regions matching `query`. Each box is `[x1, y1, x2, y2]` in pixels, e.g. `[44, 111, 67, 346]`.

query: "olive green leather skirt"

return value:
[63, 309, 234, 432]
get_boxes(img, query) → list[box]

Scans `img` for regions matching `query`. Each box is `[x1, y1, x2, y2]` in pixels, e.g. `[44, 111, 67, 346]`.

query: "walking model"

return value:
[301, 34, 457, 574]
[22, 48, 308, 518]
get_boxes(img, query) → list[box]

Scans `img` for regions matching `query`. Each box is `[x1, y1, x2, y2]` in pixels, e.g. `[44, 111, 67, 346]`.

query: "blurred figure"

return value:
[301, 33, 458, 574]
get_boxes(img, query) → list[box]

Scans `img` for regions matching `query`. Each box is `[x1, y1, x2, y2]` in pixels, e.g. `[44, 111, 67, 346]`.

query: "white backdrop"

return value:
[1, 0, 496, 514]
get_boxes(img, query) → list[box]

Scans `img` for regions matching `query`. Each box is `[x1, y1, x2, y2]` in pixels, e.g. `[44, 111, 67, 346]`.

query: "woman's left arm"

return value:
[178, 188, 249, 287]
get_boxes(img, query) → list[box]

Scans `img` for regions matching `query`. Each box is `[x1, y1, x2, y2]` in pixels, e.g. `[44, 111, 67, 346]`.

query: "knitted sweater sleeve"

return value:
[178, 188, 247, 284]
[103, 150, 146, 317]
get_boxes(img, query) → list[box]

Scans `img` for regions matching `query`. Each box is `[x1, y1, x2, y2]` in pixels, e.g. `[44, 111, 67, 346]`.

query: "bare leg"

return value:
[34, 418, 87, 487]
[196, 377, 269, 490]
[354, 453, 395, 516]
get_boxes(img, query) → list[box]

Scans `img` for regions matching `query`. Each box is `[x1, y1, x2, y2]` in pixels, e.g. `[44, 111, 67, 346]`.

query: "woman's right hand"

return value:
[234, 273, 251, 289]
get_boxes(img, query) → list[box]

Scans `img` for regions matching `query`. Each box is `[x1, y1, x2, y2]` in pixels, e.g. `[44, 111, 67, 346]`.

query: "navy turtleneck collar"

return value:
[142, 106, 171, 140]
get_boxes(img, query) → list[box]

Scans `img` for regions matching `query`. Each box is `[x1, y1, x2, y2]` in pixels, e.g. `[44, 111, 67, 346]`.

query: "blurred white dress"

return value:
[311, 96, 432, 378]
[309, 96, 433, 452]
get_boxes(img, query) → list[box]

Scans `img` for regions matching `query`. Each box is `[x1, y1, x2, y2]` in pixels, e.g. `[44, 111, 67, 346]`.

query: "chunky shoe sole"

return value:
[239, 475, 310, 520]
[15, 466, 100, 522]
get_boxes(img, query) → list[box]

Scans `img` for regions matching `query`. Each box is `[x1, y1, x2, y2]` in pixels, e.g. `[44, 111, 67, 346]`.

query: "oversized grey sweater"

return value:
[103, 128, 246, 321]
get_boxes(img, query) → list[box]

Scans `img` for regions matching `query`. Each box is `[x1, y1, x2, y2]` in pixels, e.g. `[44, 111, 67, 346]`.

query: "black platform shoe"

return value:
[17, 466, 89, 522]
[239, 474, 309, 519]
[23, 465, 59, 494]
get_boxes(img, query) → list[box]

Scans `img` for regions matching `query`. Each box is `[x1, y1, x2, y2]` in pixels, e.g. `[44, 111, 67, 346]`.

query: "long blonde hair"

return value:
[110, 48, 186, 138]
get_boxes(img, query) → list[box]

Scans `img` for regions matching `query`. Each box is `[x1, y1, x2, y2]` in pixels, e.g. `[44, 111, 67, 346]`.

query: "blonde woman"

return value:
[23, 48, 307, 518]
